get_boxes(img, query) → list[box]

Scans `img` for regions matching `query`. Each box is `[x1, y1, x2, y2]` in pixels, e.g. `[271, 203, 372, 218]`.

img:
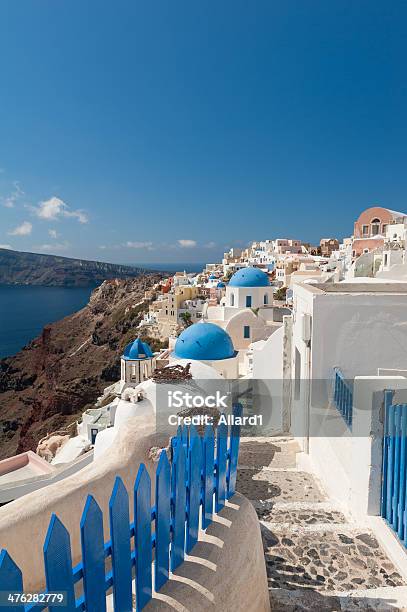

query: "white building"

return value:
[207, 267, 282, 349]
[119, 337, 157, 393]
[251, 280, 407, 522]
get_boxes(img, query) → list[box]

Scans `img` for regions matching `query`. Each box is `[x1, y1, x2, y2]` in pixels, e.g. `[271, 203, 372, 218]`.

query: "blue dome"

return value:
[174, 322, 235, 361]
[209, 274, 217, 279]
[217, 281, 225, 288]
[123, 338, 153, 360]
[229, 267, 270, 288]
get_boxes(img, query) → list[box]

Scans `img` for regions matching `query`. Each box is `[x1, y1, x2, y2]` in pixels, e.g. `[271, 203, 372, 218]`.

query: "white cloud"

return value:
[48, 229, 58, 239]
[8, 221, 32, 236]
[205, 241, 216, 248]
[178, 239, 197, 248]
[99, 241, 155, 251]
[126, 241, 154, 249]
[2, 181, 24, 208]
[0, 244, 12, 249]
[32, 196, 88, 224]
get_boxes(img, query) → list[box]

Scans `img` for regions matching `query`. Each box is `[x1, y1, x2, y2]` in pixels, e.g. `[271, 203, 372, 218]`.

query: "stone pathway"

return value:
[236, 437, 407, 611]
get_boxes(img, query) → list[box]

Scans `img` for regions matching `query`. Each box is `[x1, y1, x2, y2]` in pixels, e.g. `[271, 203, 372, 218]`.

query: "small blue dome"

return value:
[123, 338, 153, 360]
[174, 322, 235, 361]
[217, 281, 225, 288]
[229, 267, 270, 287]
[209, 274, 217, 279]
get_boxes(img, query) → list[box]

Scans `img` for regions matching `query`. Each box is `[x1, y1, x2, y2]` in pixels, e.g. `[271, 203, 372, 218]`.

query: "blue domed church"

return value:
[206, 266, 276, 350]
[170, 322, 239, 378]
[120, 337, 157, 391]
[227, 267, 273, 308]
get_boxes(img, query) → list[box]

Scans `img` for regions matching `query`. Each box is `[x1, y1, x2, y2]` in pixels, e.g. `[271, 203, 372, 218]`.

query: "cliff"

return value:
[0, 248, 151, 287]
[0, 275, 166, 459]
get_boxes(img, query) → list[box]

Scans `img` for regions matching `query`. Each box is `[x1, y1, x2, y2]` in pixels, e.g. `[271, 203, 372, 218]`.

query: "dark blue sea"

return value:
[0, 264, 205, 359]
[0, 286, 93, 359]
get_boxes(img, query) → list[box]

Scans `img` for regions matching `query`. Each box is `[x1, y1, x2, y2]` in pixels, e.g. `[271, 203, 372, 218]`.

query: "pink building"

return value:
[352, 206, 407, 258]
[273, 239, 302, 255]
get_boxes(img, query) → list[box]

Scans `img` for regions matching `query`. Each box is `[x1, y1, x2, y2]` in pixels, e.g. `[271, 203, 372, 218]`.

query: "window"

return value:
[264, 294, 268, 305]
[384, 253, 388, 266]
[244, 325, 250, 338]
[371, 218, 381, 235]
[362, 225, 369, 236]
[230, 293, 235, 306]
[246, 295, 252, 307]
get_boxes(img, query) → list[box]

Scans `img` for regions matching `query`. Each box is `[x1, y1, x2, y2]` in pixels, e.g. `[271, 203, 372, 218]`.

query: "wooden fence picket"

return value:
[80, 495, 106, 612]
[0, 403, 243, 611]
[134, 464, 152, 612]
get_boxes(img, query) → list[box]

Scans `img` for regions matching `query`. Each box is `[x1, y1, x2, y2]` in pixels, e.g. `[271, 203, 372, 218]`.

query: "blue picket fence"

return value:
[333, 367, 353, 428]
[381, 391, 407, 545]
[0, 404, 243, 612]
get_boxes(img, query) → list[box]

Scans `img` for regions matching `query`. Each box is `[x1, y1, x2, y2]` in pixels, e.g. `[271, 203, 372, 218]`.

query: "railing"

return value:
[0, 404, 243, 612]
[381, 391, 407, 544]
[333, 368, 353, 428]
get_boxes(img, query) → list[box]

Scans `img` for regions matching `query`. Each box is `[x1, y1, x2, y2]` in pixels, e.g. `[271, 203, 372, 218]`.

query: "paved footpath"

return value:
[236, 436, 407, 611]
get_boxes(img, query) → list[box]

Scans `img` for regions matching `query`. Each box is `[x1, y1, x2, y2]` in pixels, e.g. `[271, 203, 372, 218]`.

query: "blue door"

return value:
[246, 295, 252, 307]
[381, 391, 407, 545]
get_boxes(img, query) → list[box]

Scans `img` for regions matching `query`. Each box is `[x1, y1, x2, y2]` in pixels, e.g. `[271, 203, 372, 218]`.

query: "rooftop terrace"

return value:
[300, 282, 407, 295]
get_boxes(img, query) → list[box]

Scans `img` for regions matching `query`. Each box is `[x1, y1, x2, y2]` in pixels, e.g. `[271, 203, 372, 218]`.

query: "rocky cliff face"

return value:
[0, 248, 152, 286]
[0, 274, 164, 459]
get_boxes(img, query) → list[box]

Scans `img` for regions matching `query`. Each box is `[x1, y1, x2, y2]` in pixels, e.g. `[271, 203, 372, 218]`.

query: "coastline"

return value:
[0, 285, 94, 359]
[0, 275, 163, 460]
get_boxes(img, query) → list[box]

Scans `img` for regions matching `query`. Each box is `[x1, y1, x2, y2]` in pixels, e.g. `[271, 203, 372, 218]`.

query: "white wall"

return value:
[252, 325, 284, 380]
[251, 326, 285, 434]
[224, 310, 273, 349]
[299, 376, 407, 519]
[225, 285, 274, 309]
[292, 284, 407, 381]
[291, 283, 407, 518]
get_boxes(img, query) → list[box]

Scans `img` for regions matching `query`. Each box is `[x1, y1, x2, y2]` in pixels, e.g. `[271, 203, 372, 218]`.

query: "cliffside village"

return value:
[3, 205, 407, 608]
[2, 204, 407, 492]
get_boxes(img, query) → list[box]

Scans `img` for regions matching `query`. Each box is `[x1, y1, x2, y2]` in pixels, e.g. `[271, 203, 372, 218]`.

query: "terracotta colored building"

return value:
[320, 238, 339, 256]
[352, 206, 407, 258]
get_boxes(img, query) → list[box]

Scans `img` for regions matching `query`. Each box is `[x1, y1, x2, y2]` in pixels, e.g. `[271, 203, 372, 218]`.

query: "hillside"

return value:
[0, 248, 151, 287]
[0, 274, 165, 459]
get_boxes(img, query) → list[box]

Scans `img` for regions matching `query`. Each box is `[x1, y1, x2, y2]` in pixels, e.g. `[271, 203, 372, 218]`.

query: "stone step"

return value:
[239, 438, 299, 469]
[268, 587, 341, 612]
[338, 585, 407, 611]
[236, 468, 326, 504]
[256, 504, 346, 526]
[270, 585, 407, 611]
[262, 525, 404, 594]
[260, 521, 369, 534]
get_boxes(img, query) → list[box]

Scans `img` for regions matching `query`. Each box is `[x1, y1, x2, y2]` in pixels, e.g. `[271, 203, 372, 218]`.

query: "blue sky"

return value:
[0, 1, 406, 264]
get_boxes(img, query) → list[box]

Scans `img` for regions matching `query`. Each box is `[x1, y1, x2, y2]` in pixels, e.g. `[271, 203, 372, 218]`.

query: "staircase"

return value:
[236, 436, 407, 611]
